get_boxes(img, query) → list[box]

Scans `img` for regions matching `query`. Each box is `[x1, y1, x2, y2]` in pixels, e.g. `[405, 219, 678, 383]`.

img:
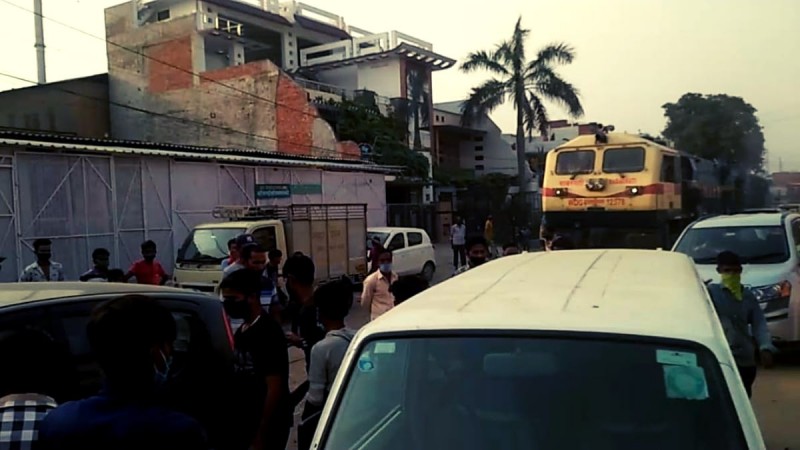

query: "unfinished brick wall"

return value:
[147, 37, 194, 93]
[275, 72, 316, 157]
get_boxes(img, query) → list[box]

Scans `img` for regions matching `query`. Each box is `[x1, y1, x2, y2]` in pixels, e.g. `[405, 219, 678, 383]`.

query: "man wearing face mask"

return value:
[38, 295, 208, 449]
[361, 249, 398, 321]
[453, 236, 490, 276]
[707, 251, 777, 398]
[218, 270, 292, 450]
[20, 238, 65, 282]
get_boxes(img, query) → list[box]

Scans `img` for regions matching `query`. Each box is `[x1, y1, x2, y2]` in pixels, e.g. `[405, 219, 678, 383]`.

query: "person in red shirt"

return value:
[125, 240, 169, 285]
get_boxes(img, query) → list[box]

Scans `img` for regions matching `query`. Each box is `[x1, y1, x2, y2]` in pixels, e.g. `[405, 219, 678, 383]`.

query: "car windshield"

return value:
[367, 231, 390, 247]
[674, 226, 789, 264]
[555, 150, 595, 175]
[603, 147, 646, 173]
[176, 228, 245, 263]
[321, 335, 746, 450]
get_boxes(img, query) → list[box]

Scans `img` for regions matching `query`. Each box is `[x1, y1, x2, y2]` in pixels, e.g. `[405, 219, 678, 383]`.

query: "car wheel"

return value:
[422, 262, 436, 281]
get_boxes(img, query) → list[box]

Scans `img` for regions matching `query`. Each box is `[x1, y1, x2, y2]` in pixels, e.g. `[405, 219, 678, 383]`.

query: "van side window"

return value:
[407, 232, 423, 247]
[251, 226, 277, 250]
[387, 234, 405, 251]
[661, 155, 676, 183]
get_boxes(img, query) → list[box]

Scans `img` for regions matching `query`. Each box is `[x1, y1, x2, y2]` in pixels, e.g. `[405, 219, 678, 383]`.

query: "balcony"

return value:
[299, 30, 454, 71]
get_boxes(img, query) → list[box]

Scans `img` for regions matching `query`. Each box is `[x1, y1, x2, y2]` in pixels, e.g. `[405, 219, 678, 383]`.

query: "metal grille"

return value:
[213, 204, 367, 221]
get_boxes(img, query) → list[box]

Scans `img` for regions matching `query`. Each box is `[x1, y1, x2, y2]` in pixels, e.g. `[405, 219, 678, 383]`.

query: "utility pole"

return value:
[33, 0, 46, 84]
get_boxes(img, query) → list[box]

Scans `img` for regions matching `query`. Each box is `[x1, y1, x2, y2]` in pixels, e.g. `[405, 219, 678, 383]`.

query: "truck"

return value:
[174, 204, 368, 292]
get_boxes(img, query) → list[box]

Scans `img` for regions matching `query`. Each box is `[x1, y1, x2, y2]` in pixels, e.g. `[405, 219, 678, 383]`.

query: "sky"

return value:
[1, 0, 799, 171]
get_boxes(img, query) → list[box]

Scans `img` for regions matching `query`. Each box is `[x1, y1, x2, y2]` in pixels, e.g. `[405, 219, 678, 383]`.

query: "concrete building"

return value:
[0, 74, 110, 138]
[0, 130, 392, 282]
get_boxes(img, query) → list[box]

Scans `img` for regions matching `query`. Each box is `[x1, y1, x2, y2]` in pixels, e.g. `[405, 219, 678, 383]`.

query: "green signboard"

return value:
[291, 184, 322, 195]
[255, 184, 291, 199]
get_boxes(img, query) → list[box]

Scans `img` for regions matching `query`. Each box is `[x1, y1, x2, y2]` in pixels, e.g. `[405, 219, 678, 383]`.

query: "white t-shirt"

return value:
[451, 224, 466, 246]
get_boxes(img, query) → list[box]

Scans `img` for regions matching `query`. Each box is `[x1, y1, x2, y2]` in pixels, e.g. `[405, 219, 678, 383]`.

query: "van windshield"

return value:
[674, 226, 789, 264]
[176, 228, 245, 264]
[322, 335, 746, 450]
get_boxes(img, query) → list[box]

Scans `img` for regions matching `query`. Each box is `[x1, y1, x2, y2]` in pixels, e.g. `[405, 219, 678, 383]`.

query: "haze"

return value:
[1, 0, 798, 170]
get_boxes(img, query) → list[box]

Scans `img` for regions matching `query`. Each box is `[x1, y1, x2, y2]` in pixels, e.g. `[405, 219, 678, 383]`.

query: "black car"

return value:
[0, 282, 236, 448]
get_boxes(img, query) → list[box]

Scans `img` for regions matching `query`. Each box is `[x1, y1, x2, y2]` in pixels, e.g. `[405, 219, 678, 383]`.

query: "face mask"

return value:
[153, 350, 173, 388]
[469, 257, 486, 267]
[720, 273, 743, 301]
[223, 296, 250, 319]
[379, 263, 393, 273]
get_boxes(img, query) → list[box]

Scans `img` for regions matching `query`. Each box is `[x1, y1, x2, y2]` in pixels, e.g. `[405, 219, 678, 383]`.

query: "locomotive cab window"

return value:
[555, 150, 595, 175]
[602, 147, 645, 173]
[662, 155, 677, 183]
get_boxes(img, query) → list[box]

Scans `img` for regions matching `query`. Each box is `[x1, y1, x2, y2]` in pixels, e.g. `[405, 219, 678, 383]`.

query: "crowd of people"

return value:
[18, 238, 171, 284]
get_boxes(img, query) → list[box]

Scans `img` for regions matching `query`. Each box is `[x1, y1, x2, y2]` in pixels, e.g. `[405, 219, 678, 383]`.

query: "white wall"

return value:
[357, 59, 401, 98]
[316, 66, 358, 91]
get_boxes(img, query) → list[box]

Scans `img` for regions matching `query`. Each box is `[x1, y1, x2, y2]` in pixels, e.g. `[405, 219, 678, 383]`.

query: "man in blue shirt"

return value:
[707, 251, 777, 398]
[38, 295, 208, 450]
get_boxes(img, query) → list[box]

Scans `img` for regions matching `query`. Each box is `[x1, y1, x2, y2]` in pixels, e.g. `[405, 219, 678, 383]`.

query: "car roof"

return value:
[361, 250, 727, 352]
[692, 213, 788, 228]
[368, 227, 428, 234]
[0, 282, 203, 308]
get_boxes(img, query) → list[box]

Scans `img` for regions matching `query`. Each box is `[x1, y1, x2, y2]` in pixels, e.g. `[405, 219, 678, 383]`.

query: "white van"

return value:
[312, 250, 764, 450]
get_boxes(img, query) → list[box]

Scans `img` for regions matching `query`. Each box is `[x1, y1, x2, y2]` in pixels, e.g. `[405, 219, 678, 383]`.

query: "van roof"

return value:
[193, 220, 282, 230]
[0, 282, 201, 308]
[364, 250, 726, 352]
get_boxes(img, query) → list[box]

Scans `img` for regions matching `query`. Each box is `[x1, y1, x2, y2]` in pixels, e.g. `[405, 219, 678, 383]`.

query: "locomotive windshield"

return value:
[602, 147, 646, 173]
[555, 150, 595, 175]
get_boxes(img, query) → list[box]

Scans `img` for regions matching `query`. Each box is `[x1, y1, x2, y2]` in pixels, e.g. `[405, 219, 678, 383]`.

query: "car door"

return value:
[386, 232, 408, 275]
[406, 231, 426, 273]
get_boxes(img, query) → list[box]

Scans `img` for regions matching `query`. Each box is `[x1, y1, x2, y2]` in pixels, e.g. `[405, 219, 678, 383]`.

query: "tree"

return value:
[331, 98, 430, 179]
[662, 93, 765, 171]
[460, 17, 584, 192]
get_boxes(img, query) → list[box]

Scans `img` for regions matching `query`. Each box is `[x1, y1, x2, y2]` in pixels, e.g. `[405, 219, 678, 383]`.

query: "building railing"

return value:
[294, 78, 393, 115]
[300, 30, 435, 67]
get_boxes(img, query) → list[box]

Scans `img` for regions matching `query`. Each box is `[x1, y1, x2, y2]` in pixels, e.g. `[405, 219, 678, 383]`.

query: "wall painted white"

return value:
[357, 58, 401, 98]
[316, 66, 358, 91]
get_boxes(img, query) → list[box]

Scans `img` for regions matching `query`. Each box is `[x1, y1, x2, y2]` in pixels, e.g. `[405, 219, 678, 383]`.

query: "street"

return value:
[286, 246, 800, 450]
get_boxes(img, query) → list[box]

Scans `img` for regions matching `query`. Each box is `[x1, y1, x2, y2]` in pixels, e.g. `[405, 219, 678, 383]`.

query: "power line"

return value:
[0, 0, 331, 124]
[0, 70, 350, 160]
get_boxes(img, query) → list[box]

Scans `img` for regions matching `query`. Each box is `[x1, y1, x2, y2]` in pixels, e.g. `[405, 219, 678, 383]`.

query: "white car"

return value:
[367, 227, 436, 280]
[312, 250, 764, 449]
[672, 211, 800, 344]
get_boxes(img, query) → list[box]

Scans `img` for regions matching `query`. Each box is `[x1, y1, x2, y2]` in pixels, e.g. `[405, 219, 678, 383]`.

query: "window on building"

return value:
[475, 146, 484, 151]
[157, 9, 170, 21]
[474, 136, 484, 142]
[475, 155, 484, 161]
[475, 165, 485, 171]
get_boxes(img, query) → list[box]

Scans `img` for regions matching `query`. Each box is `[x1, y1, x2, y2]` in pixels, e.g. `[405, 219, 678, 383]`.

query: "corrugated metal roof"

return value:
[0, 131, 401, 174]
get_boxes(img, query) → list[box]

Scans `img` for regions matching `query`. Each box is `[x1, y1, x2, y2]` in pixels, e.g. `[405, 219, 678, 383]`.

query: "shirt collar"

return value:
[377, 271, 396, 281]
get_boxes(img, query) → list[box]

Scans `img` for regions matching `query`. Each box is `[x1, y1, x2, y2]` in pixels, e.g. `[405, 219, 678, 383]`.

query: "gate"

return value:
[386, 203, 435, 237]
[0, 154, 15, 281]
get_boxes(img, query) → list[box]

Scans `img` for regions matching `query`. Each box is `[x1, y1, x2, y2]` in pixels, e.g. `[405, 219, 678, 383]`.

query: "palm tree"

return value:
[461, 17, 584, 192]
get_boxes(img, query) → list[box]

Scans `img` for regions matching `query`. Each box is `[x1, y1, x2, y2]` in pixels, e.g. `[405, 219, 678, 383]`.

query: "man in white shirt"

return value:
[361, 249, 398, 321]
[450, 217, 467, 270]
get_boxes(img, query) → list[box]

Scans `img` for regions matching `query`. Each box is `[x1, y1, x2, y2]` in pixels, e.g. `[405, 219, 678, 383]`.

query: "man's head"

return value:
[227, 238, 239, 260]
[716, 251, 743, 276]
[92, 247, 111, 270]
[487, 215, 493, 221]
[33, 238, 52, 263]
[87, 295, 176, 393]
[234, 234, 256, 262]
[0, 328, 66, 399]
[502, 242, 520, 256]
[283, 253, 316, 300]
[268, 249, 283, 268]
[107, 269, 125, 283]
[315, 277, 354, 329]
[141, 240, 157, 262]
[218, 269, 263, 321]
[390, 275, 429, 305]
[378, 249, 393, 274]
[241, 244, 267, 273]
[465, 236, 489, 267]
